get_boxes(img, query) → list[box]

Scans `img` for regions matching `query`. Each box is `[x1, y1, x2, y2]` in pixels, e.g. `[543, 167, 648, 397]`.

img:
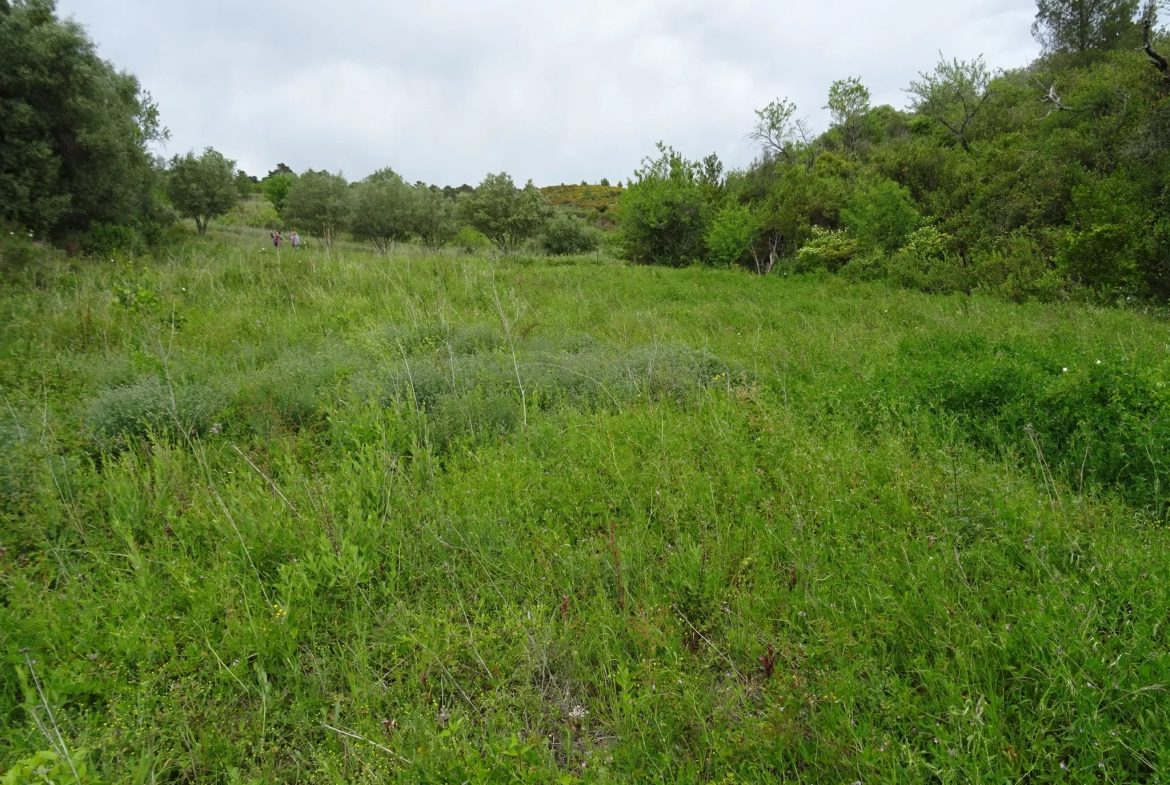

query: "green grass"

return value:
[1, 229, 1169, 783]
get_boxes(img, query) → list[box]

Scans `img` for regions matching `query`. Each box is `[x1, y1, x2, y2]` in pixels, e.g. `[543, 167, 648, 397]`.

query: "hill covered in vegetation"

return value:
[617, 1, 1170, 301]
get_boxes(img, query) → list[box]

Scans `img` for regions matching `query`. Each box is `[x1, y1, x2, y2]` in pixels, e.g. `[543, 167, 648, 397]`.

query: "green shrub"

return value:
[615, 145, 708, 266]
[841, 178, 920, 252]
[887, 332, 1170, 514]
[0, 224, 44, 272]
[704, 203, 757, 267]
[793, 227, 859, 272]
[1, 750, 101, 785]
[969, 229, 1065, 302]
[884, 226, 969, 293]
[540, 212, 601, 255]
[84, 380, 223, 448]
[83, 223, 142, 258]
[453, 226, 492, 254]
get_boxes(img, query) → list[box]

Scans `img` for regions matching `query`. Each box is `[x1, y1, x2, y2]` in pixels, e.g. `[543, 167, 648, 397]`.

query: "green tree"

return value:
[1032, 0, 1140, 54]
[748, 98, 813, 164]
[166, 148, 238, 235]
[615, 144, 709, 266]
[283, 170, 351, 247]
[411, 186, 459, 251]
[234, 170, 259, 197]
[826, 78, 872, 155]
[907, 56, 995, 151]
[0, 0, 168, 237]
[262, 172, 296, 218]
[457, 173, 550, 254]
[350, 169, 414, 253]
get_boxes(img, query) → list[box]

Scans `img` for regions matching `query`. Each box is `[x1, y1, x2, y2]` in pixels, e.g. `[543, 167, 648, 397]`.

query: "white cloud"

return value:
[57, 0, 1040, 185]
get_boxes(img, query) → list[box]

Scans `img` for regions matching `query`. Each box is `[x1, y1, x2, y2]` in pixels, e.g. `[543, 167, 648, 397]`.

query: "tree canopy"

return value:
[457, 173, 550, 253]
[283, 171, 351, 247]
[0, 0, 167, 237]
[166, 148, 237, 235]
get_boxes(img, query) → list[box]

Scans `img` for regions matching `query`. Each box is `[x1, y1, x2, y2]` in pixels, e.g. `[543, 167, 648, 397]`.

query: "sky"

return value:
[56, 0, 1041, 187]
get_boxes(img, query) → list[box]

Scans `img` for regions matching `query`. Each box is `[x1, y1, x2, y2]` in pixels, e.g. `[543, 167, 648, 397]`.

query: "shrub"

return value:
[85, 380, 223, 448]
[541, 212, 601, 255]
[704, 204, 758, 267]
[969, 229, 1065, 302]
[884, 226, 970, 293]
[454, 226, 492, 255]
[841, 178, 920, 252]
[793, 227, 859, 272]
[615, 145, 709, 266]
[888, 332, 1170, 514]
[0, 224, 43, 271]
[84, 223, 142, 258]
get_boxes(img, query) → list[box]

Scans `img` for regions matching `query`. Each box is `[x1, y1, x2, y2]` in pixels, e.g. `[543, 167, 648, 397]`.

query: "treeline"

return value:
[618, 0, 1170, 301]
[0, 1, 603, 259]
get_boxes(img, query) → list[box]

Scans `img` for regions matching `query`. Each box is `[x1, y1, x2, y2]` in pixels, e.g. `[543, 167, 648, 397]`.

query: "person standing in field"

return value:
[290, 231, 300, 250]
[272, 231, 282, 249]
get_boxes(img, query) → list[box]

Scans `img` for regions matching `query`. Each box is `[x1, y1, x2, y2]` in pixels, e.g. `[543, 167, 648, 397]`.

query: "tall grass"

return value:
[1, 230, 1168, 783]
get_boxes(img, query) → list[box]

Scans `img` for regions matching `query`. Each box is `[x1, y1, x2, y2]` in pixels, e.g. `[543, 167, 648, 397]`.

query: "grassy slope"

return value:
[1, 231, 1169, 783]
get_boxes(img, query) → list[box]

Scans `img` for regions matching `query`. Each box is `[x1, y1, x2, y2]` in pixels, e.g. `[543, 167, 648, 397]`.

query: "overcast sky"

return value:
[56, 0, 1040, 186]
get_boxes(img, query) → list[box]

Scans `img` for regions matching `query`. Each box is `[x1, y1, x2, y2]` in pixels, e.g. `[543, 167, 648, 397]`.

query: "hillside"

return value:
[2, 231, 1168, 782]
[541, 184, 624, 228]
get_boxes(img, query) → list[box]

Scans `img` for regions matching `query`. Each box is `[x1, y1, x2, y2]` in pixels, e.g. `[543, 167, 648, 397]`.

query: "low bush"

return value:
[793, 227, 859, 272]
[540, 212, 601, 255]
[84, 379, 224, 449]
[885, 331, 1170, 514]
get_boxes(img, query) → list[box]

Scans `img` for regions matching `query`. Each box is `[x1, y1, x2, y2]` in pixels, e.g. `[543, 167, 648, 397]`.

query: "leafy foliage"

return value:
[283, 170, 351, 247]
[540, 211, 600, 255]
[615, 144, 710, 266]
[166, 148, 238, 235]
[350, 169, 414, 253]
[0, 0, 167, 238]
[457, 173, 550, 253]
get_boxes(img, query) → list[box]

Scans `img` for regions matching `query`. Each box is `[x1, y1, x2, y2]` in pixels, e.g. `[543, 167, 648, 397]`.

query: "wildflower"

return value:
[1096, 360, 1102, 364]
[568, 705, 588, 720]
[1063, 367, 1069, 373]
[1061, 762, 1067, 770]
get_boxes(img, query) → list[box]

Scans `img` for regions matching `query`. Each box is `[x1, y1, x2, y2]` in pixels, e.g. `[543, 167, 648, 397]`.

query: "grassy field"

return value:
[2, 230, 1169, 783]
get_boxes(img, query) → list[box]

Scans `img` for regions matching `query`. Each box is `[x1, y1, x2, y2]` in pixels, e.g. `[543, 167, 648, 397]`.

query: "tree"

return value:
[748, 98, 813, 163]
[907, 55, 995, 151]
[0, 0, 168, 237]
[166, 148, 238, 235]
[614, 144, 709, 266]
[1032, 0, 1140, 54]
[826, 78, 872, 155]
[457, 173, 550, 254]
[283, 170, 351, 247]
[234, 170, 259, 197]
[350, 169, 414, 253]
[411, 186, 459, 251]
[262, 172, 296, 218]
[1140, 1, 1170, 84]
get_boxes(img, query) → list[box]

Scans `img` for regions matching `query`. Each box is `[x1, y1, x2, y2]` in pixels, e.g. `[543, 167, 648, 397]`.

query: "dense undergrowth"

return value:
[1, 233, 1169, 783]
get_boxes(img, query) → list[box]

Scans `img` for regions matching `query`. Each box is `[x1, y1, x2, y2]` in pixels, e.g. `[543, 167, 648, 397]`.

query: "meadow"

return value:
[2, 230, 1170, 783]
